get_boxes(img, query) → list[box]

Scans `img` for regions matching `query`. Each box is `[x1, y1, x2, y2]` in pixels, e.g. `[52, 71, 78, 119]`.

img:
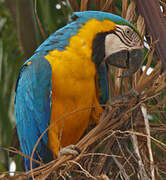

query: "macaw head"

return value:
[92, 23, 143, 77]
[71, 11, 143, 77]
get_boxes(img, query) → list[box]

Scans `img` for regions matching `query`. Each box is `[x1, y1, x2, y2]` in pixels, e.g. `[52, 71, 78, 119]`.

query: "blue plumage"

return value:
[15, 53, 53, 171]
[73, 11, 132, 26]
[15, 11, 132, 172]
[97, 63, 109, 104]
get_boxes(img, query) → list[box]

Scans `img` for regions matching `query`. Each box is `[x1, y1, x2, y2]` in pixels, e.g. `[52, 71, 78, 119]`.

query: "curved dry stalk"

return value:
[141, 104, 155, 180]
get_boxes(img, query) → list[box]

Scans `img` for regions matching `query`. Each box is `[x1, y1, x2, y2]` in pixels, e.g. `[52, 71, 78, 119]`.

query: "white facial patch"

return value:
[105, 25, 143, 59]
[105, 33, 129, 58]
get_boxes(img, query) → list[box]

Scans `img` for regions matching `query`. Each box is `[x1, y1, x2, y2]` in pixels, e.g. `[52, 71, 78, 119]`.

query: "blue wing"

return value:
[15, 53, 53, 171]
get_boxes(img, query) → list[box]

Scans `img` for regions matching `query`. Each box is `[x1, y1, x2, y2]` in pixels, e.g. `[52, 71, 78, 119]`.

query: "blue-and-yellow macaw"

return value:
[15, 11, 143, 171]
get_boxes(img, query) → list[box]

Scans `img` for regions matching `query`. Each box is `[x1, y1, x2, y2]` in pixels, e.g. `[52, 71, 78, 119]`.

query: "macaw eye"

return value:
[125, 28, 139, 42]
[125, 28, 133, 38]
[125, 28, 131, 35]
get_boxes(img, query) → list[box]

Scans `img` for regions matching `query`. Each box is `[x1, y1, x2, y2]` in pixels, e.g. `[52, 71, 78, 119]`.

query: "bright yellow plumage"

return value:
[45, 19, 116, 157]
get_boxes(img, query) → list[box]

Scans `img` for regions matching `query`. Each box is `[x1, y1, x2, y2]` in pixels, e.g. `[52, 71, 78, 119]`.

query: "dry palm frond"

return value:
[4, 0, 166, 180]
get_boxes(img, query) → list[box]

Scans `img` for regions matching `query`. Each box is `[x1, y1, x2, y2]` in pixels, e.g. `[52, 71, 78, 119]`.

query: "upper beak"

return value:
[105, 48, 143, 77]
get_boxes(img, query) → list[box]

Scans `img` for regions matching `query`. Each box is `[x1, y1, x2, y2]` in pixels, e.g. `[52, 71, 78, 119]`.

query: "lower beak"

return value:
[106, 49, 143, 77]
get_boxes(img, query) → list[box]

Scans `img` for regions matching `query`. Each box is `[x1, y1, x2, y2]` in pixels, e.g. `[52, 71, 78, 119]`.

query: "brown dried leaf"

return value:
[125, 1, 136, 22]
[80, 0, 89, 11]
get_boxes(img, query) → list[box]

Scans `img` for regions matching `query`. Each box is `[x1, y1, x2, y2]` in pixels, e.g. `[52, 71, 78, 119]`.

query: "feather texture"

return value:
[15, 53, 53, 170]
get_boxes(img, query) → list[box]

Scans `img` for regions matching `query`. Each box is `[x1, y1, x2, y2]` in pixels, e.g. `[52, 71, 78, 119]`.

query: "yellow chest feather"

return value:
[45, 49, 97, 154]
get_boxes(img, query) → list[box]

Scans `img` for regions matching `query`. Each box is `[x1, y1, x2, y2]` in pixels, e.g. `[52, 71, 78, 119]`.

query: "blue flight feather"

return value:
[15, 53, 53, 171]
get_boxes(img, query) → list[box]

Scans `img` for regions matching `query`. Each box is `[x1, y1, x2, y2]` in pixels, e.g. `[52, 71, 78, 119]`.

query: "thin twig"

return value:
[34, 0, 47, 40]
[141, 104, 155, 180]
[131, 134, 150, 180]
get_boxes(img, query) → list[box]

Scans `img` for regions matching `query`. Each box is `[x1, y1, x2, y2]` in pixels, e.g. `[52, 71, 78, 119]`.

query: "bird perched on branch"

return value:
[15, 11, 143, 172]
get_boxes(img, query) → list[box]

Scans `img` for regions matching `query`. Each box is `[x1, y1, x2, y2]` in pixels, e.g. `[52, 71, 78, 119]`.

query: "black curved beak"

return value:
[105, 49, 143, 77]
